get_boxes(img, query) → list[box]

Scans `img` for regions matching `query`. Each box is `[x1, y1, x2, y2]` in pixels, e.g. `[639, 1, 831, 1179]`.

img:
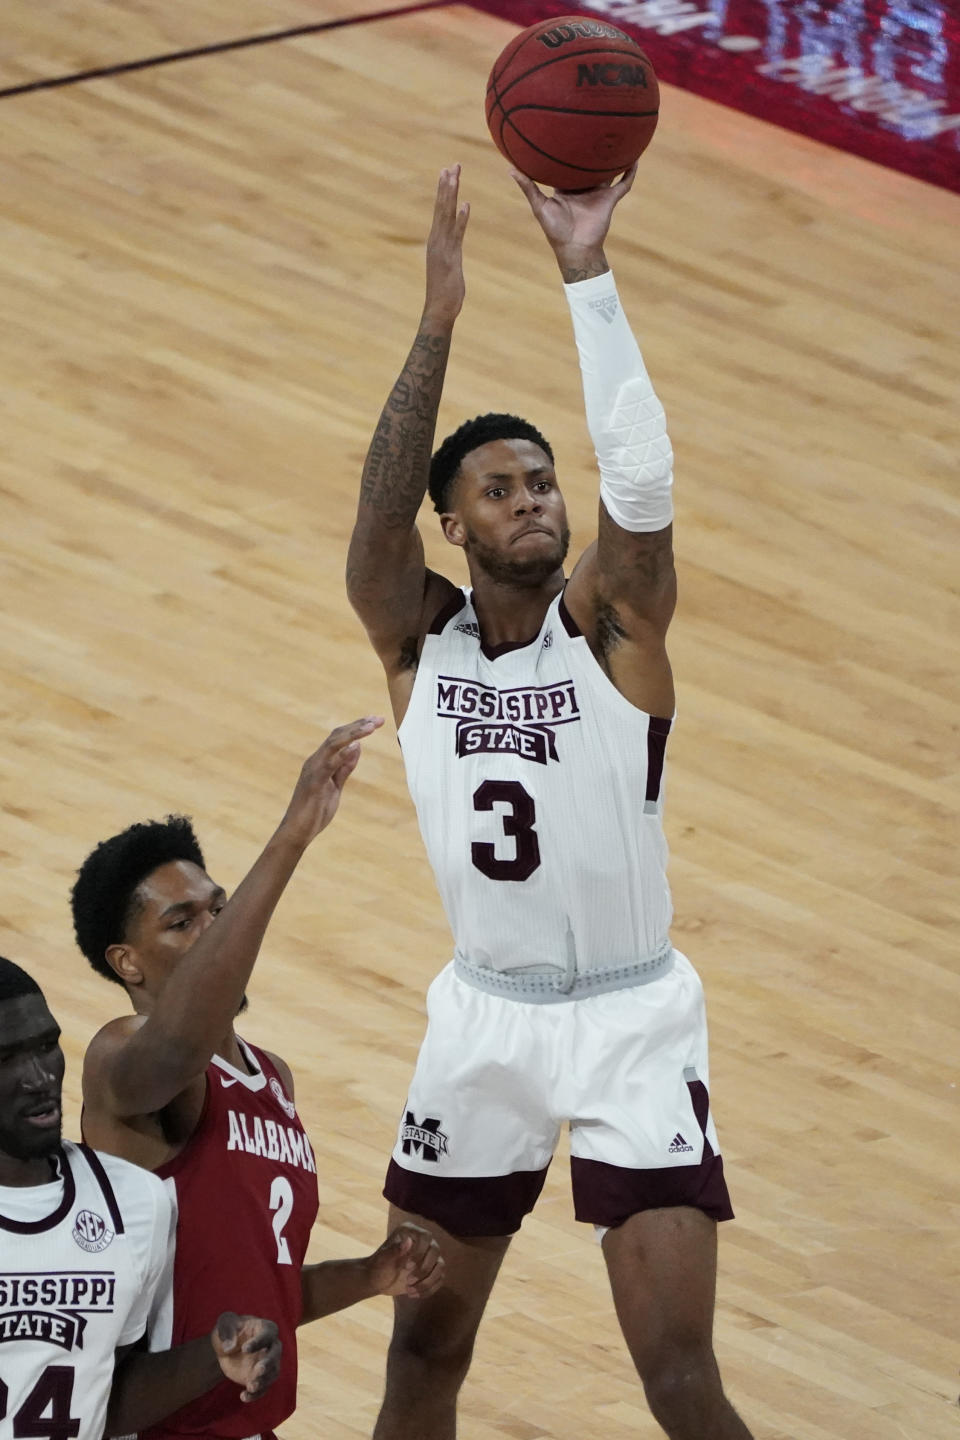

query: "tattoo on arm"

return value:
[358, 331, 452, 531]
[600, 509, 674, 586]
[558, 251, 610, 285]
[397, 635, 420, 673]
[620, 526, 675, 589]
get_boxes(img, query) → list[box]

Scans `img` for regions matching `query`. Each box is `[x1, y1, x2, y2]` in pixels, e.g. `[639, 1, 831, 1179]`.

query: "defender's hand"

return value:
[365, 1222, 445, 1299]
[277, 717, 384, 848]
[423, 164, 470, 325]
[211, 1313, 282, 1403]
[511, 163, 637, 260]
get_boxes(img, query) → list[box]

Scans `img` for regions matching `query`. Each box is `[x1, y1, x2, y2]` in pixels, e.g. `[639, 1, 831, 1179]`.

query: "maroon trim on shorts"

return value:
[384, 1159, 549, 1237]
[570, 1151, 734, 1228]
[571, 1073, 734, 1227]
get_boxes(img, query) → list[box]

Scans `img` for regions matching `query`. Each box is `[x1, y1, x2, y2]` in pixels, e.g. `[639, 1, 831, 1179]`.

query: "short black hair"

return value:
[428, 413, 554, 513]
[0, 957, 43, 1004]
[71, 816, 206, 984]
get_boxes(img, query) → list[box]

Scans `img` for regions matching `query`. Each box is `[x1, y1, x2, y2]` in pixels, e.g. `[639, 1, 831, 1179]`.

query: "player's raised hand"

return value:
[511, 162, 637, 259]
[423, 164, 470, 326]
[211, 1313, 282, 1403]
[277, 717, 384, 847]
[366, 1222, 445, 1299]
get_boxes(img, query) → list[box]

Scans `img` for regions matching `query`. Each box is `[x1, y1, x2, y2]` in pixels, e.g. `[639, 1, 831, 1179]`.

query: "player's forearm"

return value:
[353, 319, 452, 539]
[117, 830, 307, 1100]
[106, 1335, 221, 1435]
[564, 269, 673, 533]
[299, 1257, 378, 1324]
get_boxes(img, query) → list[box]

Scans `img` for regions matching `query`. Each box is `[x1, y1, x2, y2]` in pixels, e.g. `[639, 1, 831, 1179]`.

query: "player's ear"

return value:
[440, 512, 467, 548]
[106, 944, 143, 987]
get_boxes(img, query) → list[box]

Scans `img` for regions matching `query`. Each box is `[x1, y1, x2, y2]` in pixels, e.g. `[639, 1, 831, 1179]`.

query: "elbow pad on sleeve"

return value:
[564, 272, 674, 534]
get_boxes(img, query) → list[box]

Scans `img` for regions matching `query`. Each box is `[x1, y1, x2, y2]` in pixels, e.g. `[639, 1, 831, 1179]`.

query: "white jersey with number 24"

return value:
[0, 1139, 174, 1440]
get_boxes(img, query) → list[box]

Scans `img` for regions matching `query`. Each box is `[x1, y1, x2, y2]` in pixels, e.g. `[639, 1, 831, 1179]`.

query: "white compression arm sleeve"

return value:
[563, 270, 673, 533]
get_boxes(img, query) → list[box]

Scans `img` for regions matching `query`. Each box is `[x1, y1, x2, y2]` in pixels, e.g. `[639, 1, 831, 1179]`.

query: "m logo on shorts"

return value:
[400, 1112, 449, 1162]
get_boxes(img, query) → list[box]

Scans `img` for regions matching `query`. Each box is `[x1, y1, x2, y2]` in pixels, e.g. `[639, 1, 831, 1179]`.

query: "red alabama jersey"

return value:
[143, 1039, 319, 1439]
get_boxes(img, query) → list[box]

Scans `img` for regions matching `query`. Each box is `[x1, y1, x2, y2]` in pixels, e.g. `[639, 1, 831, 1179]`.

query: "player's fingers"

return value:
[331, 744, 362, 792]
[406, 1240, 444, 1279]
[615, 160, 639, 195]
[407, 1264, 445, 1298]
[435, 164, 461, 222]
[315, 716, 383, 759]
[456, 200, 470, 237]
[241, 1318, 279, 1353]
[509, 169, 545, 212]
[215, 1311, 240, 1354]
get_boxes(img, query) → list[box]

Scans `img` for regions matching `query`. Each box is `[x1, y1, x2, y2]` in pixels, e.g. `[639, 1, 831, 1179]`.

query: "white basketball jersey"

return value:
[0, 1140, 174, 1440]
[399, 588, 673, 977]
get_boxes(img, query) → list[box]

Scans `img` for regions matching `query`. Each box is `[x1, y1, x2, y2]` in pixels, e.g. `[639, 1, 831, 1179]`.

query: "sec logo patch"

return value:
[73, 1208, 115, 1252]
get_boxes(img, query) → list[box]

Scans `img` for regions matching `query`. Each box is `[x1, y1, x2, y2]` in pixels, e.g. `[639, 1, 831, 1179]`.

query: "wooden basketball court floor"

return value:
[1, 3, 958, 1436]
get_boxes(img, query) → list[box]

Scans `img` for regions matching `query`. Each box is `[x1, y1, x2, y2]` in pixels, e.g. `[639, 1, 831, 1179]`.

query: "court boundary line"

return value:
[0, 0, 454, 100]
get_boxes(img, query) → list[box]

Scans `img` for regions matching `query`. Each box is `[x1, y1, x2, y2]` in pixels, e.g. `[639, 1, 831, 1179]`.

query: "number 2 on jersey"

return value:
[269, 1175, 294, 1265]
[471, 780, 541, 882]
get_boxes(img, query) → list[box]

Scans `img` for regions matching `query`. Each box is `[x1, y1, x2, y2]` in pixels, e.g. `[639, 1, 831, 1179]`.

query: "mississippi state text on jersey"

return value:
[143, 1039, 319, 1440]
[399, 588, 673, 976]
[0, 1139, 173, 1440]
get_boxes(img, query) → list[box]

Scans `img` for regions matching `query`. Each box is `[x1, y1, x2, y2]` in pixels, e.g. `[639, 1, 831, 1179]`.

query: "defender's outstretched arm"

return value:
[83, 720, 381, 1119]
[347, 167, 467, 700]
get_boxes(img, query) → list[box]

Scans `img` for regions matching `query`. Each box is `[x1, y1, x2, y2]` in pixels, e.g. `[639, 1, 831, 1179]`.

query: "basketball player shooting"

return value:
[346, 165, 753, 1440]
[74, 720, 444, 1440]
[0, 956, 282, 1440]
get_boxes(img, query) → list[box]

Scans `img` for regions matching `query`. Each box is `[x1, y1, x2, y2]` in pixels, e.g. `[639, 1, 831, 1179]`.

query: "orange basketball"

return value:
[485, 15, 659, 191]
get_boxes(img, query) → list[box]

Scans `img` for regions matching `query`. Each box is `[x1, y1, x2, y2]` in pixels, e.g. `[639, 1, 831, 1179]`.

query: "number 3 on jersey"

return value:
[471, 781, 541, 882]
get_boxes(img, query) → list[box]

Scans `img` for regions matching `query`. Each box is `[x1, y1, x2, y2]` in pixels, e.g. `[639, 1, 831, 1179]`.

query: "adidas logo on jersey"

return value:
[668, 1133, 694, 1154]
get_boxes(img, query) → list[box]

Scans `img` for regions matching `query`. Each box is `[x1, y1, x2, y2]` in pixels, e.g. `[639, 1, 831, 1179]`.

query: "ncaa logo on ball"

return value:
[73, 1209, 115, 1253]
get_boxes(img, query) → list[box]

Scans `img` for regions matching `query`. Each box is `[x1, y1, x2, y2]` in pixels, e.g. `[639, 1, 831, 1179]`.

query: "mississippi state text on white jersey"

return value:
[398, 589, 673, 976]
[0, 1139, 173, 1440]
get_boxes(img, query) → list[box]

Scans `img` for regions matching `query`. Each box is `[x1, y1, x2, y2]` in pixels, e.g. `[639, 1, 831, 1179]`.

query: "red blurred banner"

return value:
[469, 0, 960, 191]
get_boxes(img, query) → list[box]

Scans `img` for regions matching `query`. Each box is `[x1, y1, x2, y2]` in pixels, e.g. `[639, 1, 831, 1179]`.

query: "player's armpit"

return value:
[565, 530, 676, 716]
[352, 567, 462, 726]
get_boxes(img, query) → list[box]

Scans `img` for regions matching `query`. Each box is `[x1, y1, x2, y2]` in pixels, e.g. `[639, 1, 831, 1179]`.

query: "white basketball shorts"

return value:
[384, 949, 733, 1236]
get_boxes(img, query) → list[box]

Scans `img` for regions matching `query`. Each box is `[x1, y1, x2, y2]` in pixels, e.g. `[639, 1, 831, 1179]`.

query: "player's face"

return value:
[442, 439, 570, 586]
[0, 993, 65, 1169]
[121, 860, 229, 983]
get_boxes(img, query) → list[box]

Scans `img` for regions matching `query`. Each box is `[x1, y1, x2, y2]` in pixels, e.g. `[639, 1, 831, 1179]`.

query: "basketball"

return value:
[485, 16, 659, 191]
